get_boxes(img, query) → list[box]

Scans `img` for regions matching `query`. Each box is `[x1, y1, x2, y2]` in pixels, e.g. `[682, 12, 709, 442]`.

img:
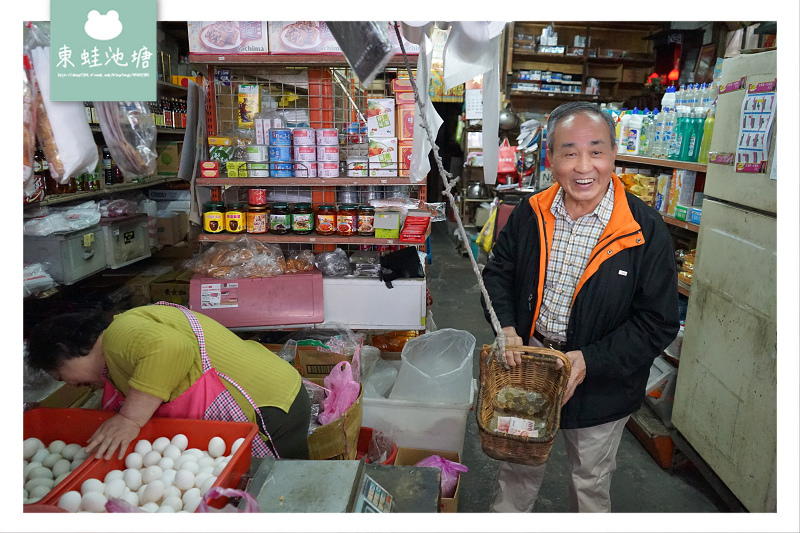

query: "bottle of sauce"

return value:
[246, 205, 268, 234]
[315, 205, 336, 235]
[336, 204, 358, 236]
[225, 202, 245, 233]
[269, 202, 290, 234]
[357, 205, 375, 236]
[291, 202, 313, 235]
[203, 202, 225, 234]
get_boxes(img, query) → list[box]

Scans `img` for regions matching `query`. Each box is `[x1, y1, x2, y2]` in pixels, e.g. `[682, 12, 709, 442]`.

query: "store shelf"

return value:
[24, 175, 184, 208]
[196, 177, 422, 187]
[189, 53, 413, 67]
[510, 50, 585, 63]
[509, 91, 614, 103]
[677, 281, 691, 297]
[89, 125, 187, 136]
[615, 154, 707, 173]
[198, 233, 426, 246]
[157, 80, 189, 95]
[662, 215, 699, 233]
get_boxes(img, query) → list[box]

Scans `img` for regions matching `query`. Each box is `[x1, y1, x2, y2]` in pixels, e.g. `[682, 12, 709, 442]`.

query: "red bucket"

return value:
[356, 427, 397, 465]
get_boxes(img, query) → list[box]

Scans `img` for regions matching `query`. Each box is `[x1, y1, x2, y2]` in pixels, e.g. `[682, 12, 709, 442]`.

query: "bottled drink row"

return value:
[83, 98, 188, 130]
[31, 143, 129, 196]
[611, 82, 717, 164]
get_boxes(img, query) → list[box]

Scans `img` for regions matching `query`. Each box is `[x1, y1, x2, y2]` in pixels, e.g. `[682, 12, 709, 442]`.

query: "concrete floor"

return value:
[425, 221, 730, 514]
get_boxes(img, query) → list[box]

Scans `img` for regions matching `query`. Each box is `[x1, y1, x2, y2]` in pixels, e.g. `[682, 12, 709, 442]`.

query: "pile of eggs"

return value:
[23, 438, 90, 504]
[51, 433, 246, 513]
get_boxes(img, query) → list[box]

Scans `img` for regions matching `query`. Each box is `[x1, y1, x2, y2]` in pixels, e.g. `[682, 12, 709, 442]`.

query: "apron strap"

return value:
[153, 301, 212, 373]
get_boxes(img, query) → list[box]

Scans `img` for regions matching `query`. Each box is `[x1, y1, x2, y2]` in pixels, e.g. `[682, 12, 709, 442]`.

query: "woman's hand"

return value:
[85, 414, 141, 460]
[499, 326, 524, 367]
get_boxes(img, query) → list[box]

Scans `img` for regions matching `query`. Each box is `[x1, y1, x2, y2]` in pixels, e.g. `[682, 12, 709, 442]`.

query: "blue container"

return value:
[270, 162, 294, 177]
[268, 145, 292, 162]
[268, 128, 292, 146]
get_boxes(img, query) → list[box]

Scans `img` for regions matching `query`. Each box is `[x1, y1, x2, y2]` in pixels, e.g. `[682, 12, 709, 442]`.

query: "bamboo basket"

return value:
[476, 344, 571, 466]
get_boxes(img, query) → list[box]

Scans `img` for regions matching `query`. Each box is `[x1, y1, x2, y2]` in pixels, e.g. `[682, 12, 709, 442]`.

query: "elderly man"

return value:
[481, 101, 679, 512]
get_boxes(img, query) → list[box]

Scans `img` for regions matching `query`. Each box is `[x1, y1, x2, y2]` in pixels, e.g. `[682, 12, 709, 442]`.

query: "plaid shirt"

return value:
[536, 182, 615, 337]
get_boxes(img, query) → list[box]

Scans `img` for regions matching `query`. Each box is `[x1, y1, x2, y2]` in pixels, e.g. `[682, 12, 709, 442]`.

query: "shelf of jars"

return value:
[614, 153, 708, 173]
[196, 232, 429, 246]
[196, 177, 422, 187]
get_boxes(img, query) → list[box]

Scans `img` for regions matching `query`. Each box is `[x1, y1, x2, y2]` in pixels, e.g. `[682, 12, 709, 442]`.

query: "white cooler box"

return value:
[100, 213, 151, 269]
[23, 225, 107, 285]
[321, 277, 426, 330]
[362, 379, 476, 456]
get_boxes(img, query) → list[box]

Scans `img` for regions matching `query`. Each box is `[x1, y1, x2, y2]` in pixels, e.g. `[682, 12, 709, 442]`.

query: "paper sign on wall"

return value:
[735, 78, 776, 173]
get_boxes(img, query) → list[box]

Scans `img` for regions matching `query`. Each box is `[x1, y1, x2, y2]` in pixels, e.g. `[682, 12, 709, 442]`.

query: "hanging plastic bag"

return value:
[23, 54, 38, 194]
[497, 138, 516, 173]
[196, 487, 260, 513]
[414, 455, 469, 498]
[25, 22, 98, 183]
[94, 101, 158, 179]
[475, 201, 499, 253]
[318, 361, 360, 426]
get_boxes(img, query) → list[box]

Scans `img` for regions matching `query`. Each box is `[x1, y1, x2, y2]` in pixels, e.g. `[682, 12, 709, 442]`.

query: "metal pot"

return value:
[466, 181, 489, 199]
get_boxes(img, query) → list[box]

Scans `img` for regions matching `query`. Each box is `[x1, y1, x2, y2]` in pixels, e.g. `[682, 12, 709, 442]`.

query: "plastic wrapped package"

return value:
[367, 430, 396, 464]
[23, 54, 38, 192]
[184, 236, 286, 278]
[98, 198, 139, 218]
[413, 455, 469, 498]
[94, 101, 157, 179]
[23, 201, 102, 236]
[26, 22, 98, 183]
[285, 250, 315, 273]
[313, 248, 351, 277]
[23, 263, 57, 297]
[362, 357, 400, 399]
[326, 22, 395, 87]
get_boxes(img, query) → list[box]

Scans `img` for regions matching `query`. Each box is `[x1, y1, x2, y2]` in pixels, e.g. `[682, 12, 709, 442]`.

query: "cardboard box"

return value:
[398, 141, 413, 177]
[201, 161, 220, 170]
[290, 347, 351, 385]
[396, 104, 415, 141]
[201, 168, 220, 178]
[237, 84, 260, 128]
[267, 22, 342, 54]
[654, 173, 671, 213]
[150, 268, 194, 306]
[667, 169, 697, 217]
[368, 137, 398, 177]
[673, 205, 689, 221]
[148, 188, 191, 201]
[374, 209, 401, 239]
[156, 211, 188, 246]
[367, 98, 395, 137]
[688, 207, 702, 225]
[392, 77, 414, 93]
[393, 448, 463, 512]
[395, 91, 416, 105]
[187, 21, 269, 55]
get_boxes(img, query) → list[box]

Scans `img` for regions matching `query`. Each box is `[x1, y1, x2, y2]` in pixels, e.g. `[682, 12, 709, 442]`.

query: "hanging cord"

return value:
[392, 22, 506, 363]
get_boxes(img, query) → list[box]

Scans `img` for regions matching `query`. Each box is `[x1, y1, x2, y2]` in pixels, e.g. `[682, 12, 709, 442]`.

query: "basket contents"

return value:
[23, 438, 91, 504]
[487, 387, 552, 437]
[54, 433, 246, 513]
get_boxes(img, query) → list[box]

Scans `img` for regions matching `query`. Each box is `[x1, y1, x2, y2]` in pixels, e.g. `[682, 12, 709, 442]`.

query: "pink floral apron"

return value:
[101, 301, 277, 458]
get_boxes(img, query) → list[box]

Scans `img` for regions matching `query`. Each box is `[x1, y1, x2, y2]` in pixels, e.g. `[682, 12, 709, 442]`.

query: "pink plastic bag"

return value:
[414, 455, 469, 498]
[196, 487, 260, 513]
[318, 361, 360, 426]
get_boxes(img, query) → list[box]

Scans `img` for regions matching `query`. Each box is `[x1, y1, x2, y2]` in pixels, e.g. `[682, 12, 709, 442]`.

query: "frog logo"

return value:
[84, 10, 123, 41]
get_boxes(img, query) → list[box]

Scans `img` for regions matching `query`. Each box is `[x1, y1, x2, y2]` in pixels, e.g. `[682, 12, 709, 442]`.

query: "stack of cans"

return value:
[269, 128, 293, 177]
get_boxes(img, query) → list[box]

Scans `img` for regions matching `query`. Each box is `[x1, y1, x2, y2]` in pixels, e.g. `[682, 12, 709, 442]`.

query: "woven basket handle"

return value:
[491, 344, 572, 378]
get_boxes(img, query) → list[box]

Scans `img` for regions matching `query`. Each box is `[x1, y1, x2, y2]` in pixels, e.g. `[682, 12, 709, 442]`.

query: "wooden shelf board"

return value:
[189, 53, 413, 67]
[615, 154, 707, 173]
[196, 177, 422, 187]
[662, 215, 699, 233]
[24, 175, 184, 208]
[197, 233, 425, 246]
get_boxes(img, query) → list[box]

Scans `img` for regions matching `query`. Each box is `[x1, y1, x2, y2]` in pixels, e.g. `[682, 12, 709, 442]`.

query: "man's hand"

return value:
[85, 413, 141, 460]
[499, 326, 524, 367]
[556, 349, 586, 406]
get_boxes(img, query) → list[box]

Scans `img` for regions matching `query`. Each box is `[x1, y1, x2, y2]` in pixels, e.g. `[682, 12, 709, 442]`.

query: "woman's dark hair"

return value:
[26, 312, 110, 372]
[546, 101, 617, 153]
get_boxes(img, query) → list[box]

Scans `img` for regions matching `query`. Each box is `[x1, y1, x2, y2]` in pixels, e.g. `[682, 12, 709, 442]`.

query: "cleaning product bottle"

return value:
[668, 106, 688, 160]
[639, 108, 656, 156]
[679, 107, 700, 162]
[697, 103, 716, 164]
[626, 108, 642, 154]
[617, 109, 631, 154]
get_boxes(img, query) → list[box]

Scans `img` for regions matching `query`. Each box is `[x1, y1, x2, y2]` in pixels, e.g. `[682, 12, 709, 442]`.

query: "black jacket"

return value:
[481, 176, 680, 429]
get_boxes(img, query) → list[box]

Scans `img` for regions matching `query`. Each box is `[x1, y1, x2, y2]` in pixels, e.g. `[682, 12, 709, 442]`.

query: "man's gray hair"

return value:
[546, 101, 617, 153]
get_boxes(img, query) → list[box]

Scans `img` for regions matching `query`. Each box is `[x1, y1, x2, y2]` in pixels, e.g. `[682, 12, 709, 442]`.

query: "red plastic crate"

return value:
[25, 408, 257, 512]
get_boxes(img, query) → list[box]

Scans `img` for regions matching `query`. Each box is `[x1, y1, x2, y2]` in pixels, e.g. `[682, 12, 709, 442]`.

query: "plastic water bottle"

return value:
[699, 83, 711, 111]
[646, 108, 661, 157]
[697, 103, 716, 164]
[639, 108, 655, 156]
[626, 108, 643, 154]
[676, 84, 686, 107]
[617, 109, 632, 154]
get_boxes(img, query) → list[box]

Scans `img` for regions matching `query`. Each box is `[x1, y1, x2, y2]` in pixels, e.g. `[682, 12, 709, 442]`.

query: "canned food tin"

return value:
[316, 128, 339, 146]
[316, 145, 339, 161]
[270, 163, 294, 177]
[268, 128, 292, 146]
[347, 157, 368, 177]
[292, 127, 316, 146]
[293, 145, 316, 161]
[294, 162, 317, 177]
[317, 161, 340, 178]
[245, 144, 269, 162]
[268, 145, 292, 162]
[248, 163, 269, 177]
[249, 188, 268, 206]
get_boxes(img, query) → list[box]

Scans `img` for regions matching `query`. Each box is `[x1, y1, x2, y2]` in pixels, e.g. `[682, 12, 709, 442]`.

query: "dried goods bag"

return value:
[95, 101, 157, 179]
[23, 54, 38, 194]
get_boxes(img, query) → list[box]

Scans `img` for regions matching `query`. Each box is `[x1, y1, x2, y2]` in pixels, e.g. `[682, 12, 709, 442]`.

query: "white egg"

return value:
[54, 471, 71, 485]
[174, 469, 195, 492]
[122, 468, 142, 491]
[41, 452, 62, 469]
[57, 490, 82, 513]
[31, 447, 50, 464]
[142, 450, 162, 467]
[197, 455, 215, 469]
[193, 472, 211, 490]
[230, 437, 245, 456]
[185, 448, 204, 459]
[212, 462, 227, 477]
[61, 443, 82, 461]
[157, 504, 176, 513]
[162, 495, 183, 512]
[25, 477, 54, 493]
[207, 436, 226, 458]
[133, 439, 152, 456]
[28, 466, 54, 481]
[143, 479, 165, 504]
[157, 456, 174, 471]
[81, 491, 107, 512]
[73, 447, 89, 462]
[103, 469, 124, 484]
[104, 478, 127, 499]
[170, 434, 188, 452]
[48, 440, 67, 455]
[163, 485, 182, 501]
[159, 468, 177, 487]
[136, 484, 148, 505]
[70, 457, 86, 470]
[178, 461, 199, 475]
[162, 444, 182, 461]
[23, 437, 44, 460]
[182, 491, 202, 513]
[142, 465, 163, 484]
[30, 484, 52, 500]
[52, 458, 72, 479]
[198, 465, 214, 477]
[140, 501, 159, 512]
[81, 478, 104, 495]
[124, 452, 143, 470]
[121, 490, 140, 508]
[152, 436, 171, 454]
[23, 461, 42, 480]
[182, 487, 201, 504]
[199, 475, 217, 495]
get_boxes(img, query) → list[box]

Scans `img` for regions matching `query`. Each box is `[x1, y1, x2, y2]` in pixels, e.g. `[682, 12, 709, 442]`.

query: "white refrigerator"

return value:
[671, 50, 777, 512]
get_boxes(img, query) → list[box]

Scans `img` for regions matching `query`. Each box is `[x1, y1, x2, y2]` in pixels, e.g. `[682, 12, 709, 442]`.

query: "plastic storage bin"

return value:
[23, 225, 107, 284]
[321, 277, 426, 330]
[100, 213, 152, 269]
[361, 379, 476, 455]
